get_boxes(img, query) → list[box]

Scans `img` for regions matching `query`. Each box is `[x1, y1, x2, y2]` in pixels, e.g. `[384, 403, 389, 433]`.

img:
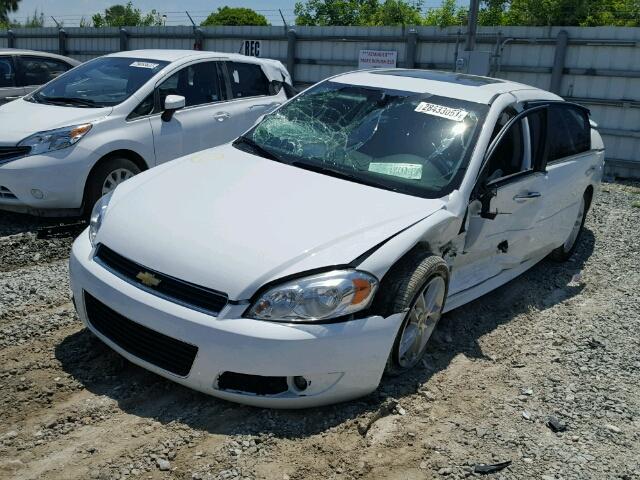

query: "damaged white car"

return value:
[69, 69, 604, 408]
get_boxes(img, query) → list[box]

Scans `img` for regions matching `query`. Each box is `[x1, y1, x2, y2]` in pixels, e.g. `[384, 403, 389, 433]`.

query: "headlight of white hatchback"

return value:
[18, 124, 92, 156]
[88, 191, 112, 246]
[247, 270, 379, 322]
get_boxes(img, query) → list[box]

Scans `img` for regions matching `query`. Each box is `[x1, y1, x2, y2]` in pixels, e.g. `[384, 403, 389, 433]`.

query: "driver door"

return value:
[450, 106, 549, 295]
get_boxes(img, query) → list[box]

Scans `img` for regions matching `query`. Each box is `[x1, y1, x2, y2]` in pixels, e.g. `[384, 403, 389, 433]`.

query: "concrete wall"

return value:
[1, 25, 638, 178]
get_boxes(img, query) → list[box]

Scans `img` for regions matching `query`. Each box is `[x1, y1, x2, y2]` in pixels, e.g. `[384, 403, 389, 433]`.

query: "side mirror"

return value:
[161, 94, 185, 122]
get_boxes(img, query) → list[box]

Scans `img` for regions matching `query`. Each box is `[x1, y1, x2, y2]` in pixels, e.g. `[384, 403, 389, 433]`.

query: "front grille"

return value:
[0, 146, 30, 165]
[0, 186, 17, 199]
[84, 292, 198, 376]
[95, 245, 228, 315]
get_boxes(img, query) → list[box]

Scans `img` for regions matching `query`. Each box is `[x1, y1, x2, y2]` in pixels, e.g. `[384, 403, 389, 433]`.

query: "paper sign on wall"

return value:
[358, 50, 397, 69]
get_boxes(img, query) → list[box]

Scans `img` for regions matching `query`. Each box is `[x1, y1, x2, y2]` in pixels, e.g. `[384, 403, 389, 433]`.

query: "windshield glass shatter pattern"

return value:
[243, 81, 488, 199]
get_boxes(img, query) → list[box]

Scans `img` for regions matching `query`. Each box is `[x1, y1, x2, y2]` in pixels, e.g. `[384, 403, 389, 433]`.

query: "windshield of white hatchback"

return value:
[28, 57, 169, 108]
[238, 81, 488, 198]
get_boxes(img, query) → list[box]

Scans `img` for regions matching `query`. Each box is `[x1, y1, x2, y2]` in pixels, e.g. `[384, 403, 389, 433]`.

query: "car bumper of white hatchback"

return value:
[0, 146, 98, 215]
[69, 230, 404, 408]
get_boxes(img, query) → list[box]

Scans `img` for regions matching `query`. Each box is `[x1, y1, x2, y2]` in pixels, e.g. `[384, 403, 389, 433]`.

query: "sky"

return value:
[11, 0, 303, 26]
[10, 0, 444, 27]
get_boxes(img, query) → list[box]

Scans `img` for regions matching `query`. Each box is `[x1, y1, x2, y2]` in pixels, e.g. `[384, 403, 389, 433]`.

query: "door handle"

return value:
[513, 191, 542, 200]
[585, 166, 596, 176]
[213, 111, 230, 122]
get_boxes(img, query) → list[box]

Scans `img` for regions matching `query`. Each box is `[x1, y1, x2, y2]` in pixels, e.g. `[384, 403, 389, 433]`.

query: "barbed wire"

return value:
[6, 5, 640, 27]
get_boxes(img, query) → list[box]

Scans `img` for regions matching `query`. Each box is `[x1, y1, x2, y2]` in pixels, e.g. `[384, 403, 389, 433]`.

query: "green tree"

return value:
[92, 2, 161, 28]
[294, 0, 424, 26]
[0, 0, 19, 27]
[201, 6, 269, 26]
[423, 0, 467, 27]
[368, 0, 424, 25]
[294, 0, 379, 26]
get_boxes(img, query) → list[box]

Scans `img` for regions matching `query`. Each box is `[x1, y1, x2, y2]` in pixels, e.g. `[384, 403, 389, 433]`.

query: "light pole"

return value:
[465, 0, 480, 51]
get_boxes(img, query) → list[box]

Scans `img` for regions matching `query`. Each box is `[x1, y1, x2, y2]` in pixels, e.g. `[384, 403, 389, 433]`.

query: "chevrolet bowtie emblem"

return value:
[136, 271, 162, 287]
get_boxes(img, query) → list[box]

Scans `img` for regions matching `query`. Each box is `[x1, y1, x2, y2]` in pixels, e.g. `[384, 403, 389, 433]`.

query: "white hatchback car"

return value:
[70, 70, 604, 408]
[0, 49, 291, 215]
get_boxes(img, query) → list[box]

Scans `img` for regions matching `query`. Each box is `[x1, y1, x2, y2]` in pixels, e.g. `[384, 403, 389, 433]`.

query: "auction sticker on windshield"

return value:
[130, 61, 160, 69]
[369, 163, 423, 180]
[415, 102, 468, 122]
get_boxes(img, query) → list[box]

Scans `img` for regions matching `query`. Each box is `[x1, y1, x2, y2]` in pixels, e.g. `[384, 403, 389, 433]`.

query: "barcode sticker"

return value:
[415, 102, 468, 122]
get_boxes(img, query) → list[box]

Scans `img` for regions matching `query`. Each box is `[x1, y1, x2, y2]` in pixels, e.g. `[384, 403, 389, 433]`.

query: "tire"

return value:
[376, 252, 449, 376]
[83, 157, 141, 216]
[549, 190, 591, 262]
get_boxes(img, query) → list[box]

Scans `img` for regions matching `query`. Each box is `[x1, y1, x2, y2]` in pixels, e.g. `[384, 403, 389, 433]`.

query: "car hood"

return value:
[0, 98, 112, 145]
[99, 144, 445, 300]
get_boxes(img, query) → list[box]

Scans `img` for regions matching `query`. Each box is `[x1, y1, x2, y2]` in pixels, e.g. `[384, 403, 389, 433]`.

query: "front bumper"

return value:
[69, 230, 403, 408]
[0, 145, 98, 214]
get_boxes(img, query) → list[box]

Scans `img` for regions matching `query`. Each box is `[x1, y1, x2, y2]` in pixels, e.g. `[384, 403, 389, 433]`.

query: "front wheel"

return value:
[378, 253, 449, 376]
[83, 157, 141, 216]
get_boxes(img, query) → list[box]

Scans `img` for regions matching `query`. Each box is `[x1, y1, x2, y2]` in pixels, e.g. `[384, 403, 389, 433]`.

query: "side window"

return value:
[128, 93, 155, 120]
[548, 105, 590, 162]
[483, 109, 526, 182]
[0, 57, 16, 87]
[227, 62, 270, 99]
[20, 56, 70, 86]
[157, 61, 222, 109]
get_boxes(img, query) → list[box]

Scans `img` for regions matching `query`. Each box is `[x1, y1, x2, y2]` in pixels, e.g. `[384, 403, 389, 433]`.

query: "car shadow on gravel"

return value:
[54, 229, 595, 440]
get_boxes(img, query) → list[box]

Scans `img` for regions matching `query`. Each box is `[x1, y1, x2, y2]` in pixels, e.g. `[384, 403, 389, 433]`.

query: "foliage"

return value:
[92, 2, 161, 28]
[295, 0, 640, 26]
[294, 0, 424, 26]
[0, 0, 19, 27]
[201, 6, 269, 26]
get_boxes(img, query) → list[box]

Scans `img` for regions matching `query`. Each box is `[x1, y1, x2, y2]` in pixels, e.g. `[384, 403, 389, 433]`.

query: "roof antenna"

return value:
[51, 16, 61, 28]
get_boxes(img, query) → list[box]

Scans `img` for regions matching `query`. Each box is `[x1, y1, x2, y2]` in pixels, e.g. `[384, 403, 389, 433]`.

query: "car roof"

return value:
[330, 69, 558, 104]
[0, 48, 80, 65]
[107, 49, 275, 65]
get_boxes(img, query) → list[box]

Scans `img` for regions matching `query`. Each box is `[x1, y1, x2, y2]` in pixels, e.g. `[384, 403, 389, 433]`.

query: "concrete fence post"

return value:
[550, 30, 569, 94]
[7, 30, 15, 48]
[194, 27, 204, 50]
[405, 28, 418, 69]
[286, 29, 297, 84]
[58, 29, 67, 56]
[119, 28, 128, 51]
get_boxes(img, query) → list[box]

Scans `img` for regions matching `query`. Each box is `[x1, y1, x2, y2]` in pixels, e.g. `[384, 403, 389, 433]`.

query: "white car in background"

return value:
[0, 48, 81, 105]
[70, 69, 604, 408]
[0, 49, 292, 216]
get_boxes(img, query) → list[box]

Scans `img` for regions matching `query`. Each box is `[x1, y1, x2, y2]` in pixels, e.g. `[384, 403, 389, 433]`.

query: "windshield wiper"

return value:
[291, 161, 400, 193]
[36, 96, 99, 107]
[233, 136, 287, 164]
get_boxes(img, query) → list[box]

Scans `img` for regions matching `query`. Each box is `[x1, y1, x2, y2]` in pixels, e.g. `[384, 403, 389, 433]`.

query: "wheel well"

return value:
[82, 150, 149, 206]
[584, 185, 594, 209]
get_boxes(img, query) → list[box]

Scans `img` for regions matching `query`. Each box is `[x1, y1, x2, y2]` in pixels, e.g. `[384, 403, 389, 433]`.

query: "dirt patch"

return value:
[0, 182, 639, 480]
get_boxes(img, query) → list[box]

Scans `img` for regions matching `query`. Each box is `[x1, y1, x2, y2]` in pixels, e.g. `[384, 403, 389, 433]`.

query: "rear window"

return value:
[548, 105, 590, 161]
[227, 62, 270, 99]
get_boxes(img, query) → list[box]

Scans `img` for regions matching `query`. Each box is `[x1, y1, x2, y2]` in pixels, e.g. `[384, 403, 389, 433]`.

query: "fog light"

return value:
[31, 189, 44, 199]
[293, 376, 308, 391]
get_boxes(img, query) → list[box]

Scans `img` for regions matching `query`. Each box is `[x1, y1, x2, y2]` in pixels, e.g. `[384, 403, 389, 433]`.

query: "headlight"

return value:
[88, 192, 112, 246]
[247, 270, 378, 322]
[18, 124, 92, 156]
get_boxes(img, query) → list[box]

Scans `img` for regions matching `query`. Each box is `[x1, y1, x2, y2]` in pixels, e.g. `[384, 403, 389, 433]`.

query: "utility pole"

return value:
[465, 0, 480, 51]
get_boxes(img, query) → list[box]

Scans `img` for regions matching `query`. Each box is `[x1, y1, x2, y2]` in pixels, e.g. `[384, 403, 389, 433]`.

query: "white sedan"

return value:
[0, 49, 291, 216]
[69, 69, 604, 408]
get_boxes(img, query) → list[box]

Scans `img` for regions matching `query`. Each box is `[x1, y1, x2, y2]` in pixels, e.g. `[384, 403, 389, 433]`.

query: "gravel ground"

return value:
[0, 182, 638, 480]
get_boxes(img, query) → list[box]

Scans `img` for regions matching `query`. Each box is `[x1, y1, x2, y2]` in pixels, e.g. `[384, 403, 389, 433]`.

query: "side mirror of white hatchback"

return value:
[161, 94, 186, 122]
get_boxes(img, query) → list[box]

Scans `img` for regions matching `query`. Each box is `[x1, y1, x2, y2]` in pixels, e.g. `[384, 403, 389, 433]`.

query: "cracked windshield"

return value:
[238, 81, 488, 198]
